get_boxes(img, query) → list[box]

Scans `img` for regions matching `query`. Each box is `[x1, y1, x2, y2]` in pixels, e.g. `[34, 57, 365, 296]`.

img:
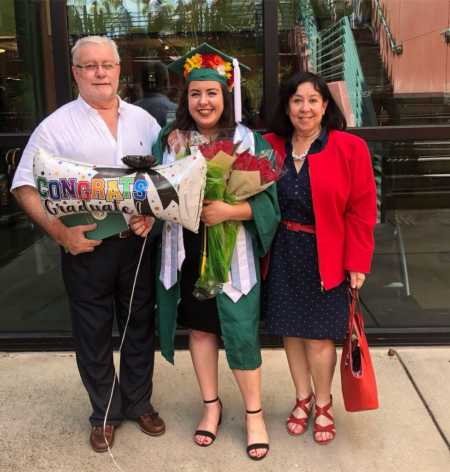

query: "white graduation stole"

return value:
[159, 125, 257, 302]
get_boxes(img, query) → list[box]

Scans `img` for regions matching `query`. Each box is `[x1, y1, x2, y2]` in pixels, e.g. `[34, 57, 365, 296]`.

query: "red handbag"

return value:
[340, 289, 379, 412]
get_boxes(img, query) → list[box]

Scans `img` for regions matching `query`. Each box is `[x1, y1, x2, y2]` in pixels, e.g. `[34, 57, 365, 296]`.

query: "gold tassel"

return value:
[200, 224, 207, 276]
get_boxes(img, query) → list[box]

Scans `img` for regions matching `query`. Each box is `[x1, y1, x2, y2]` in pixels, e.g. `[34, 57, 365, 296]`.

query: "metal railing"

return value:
[373, 0, 403, 55]
[297, 0, 320, 72]
[297, 1, 376, 126]
[341, 16, 377, 126]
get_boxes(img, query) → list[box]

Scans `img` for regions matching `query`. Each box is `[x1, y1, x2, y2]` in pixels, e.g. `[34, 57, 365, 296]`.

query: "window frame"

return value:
[0, 1, 449, 349]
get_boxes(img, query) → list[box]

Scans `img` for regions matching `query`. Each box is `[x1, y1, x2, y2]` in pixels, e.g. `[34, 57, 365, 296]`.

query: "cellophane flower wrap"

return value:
[193, 139, 279, 301]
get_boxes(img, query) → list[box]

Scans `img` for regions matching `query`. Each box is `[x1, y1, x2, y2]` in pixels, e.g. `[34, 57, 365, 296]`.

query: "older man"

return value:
[11, 36, 165, 452]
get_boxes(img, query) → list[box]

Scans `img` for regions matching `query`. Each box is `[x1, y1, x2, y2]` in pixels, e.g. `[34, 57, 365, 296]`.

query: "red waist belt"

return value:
[282, 220, 316, 234]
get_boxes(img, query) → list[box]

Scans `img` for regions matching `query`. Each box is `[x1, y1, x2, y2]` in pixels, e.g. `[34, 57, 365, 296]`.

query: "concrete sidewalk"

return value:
[0, 347, 449, 472]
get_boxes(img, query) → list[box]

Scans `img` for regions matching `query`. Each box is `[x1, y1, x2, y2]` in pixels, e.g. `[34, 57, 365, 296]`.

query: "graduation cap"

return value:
[168, 43, 250, 124]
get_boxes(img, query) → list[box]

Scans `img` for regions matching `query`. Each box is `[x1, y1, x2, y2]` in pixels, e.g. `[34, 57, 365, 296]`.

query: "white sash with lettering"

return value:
[159, 125, 257, 302]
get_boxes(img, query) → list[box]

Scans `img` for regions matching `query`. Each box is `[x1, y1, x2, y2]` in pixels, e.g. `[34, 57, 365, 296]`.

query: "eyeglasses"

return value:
[75, 62, 119, 72]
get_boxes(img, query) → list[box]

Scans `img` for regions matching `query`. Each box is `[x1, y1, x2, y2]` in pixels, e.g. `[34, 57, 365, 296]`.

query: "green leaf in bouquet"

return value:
[194, 220, 240, 300]
[205, 161, 227, 200]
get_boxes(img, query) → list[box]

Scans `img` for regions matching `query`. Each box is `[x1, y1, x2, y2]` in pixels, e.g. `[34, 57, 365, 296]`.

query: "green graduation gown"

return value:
[153, 127, 280, 370]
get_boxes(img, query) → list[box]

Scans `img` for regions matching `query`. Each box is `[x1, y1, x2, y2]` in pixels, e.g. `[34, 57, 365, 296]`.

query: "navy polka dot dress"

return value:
[264, 134, 349, 341]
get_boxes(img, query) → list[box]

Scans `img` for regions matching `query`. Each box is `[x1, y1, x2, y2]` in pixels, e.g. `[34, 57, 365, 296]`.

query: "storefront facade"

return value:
[1, 0, 449, 349]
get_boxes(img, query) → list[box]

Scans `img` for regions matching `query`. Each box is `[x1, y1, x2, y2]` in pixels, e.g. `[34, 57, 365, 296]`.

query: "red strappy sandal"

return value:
[313, 396, 336, 445]
[286, 393, 314, 436]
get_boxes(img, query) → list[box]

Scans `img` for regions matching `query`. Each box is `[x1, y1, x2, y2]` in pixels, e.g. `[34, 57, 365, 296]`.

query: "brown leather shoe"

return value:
[90, 424, 115, 453]
[137, 412, 166, 436]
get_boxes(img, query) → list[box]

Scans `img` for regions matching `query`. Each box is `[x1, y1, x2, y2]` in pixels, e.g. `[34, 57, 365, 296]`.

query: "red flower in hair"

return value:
[203, 54, 224, 68]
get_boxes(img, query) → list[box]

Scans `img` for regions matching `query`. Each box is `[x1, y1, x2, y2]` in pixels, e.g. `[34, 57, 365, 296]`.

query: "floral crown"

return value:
[183, 53, 234, 90]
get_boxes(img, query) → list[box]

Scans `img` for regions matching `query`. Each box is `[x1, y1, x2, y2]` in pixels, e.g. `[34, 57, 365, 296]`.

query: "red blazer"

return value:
[264, 130, 377, 290]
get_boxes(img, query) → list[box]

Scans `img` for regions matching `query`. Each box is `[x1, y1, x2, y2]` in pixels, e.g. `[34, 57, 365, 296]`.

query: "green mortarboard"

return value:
[168, 43, 249, 123]
[168, 43, 249, 87]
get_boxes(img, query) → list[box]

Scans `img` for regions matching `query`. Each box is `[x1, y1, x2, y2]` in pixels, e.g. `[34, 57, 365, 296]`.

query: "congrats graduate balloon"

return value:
[33, 148, 206, 233]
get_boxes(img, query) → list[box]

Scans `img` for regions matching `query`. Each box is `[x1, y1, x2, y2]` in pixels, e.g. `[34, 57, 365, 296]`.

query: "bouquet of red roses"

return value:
[193, 139, 279, 301]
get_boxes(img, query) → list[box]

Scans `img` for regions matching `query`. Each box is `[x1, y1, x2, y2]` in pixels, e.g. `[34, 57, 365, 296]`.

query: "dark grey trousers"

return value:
[61, 235, 156, 426]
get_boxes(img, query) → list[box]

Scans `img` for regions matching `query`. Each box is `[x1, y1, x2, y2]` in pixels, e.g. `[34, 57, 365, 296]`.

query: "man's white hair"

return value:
[71, 36, 120, 64]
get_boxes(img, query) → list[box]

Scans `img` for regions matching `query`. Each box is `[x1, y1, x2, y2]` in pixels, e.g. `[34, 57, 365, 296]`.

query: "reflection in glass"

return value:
[278, 0, 450, 128]
[67, 0, 264, 127]
[364, 139, 450, 329]
[134, 61, 177, 127]
[0, 142, 70, 333]
[1, 2, 64, 334]
[0, 0, 45, 132]
[278, 0, 376, 127]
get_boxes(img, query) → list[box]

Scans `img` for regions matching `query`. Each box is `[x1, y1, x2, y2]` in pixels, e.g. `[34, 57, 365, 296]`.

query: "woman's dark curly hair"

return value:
[163, 81, 235, 146]
[269, 71, 346, 137]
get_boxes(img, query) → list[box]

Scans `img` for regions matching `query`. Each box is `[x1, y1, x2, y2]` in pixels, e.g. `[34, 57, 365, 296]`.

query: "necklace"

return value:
[291, 129, 321, 161]
[292, 149, 309, 161]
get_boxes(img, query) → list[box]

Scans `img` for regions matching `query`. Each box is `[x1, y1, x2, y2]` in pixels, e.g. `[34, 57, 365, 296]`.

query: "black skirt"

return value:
[178, 223, 222, 335]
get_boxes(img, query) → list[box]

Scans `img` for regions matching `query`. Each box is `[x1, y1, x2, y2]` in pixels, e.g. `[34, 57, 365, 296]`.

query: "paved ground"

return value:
[0, 347, 449, 472]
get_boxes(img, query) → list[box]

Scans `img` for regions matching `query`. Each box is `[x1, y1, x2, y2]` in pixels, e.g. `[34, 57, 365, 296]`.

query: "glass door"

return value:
[67, 0, 265, 127]
[0, 0, 68, 336]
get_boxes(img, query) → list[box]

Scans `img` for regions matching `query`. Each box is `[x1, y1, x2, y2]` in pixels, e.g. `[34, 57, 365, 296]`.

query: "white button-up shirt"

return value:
[12, 95, 161, 190]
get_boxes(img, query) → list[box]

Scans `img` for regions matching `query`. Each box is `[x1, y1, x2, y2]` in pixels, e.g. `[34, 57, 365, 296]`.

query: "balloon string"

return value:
[102, 234, 149, 472]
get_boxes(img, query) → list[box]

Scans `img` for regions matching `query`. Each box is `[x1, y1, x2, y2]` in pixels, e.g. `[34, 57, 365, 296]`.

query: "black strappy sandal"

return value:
[194, 397, 223, 447]
[245, 408, 270, 461]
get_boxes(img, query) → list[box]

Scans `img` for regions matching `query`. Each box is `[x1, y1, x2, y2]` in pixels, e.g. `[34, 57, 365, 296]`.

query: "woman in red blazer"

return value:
[263, 72, 376, 444]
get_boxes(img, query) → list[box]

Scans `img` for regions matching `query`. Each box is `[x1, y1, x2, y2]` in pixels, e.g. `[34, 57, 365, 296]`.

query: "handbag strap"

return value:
[348, 288, 365, 336]
[345, 289, 364, 370]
